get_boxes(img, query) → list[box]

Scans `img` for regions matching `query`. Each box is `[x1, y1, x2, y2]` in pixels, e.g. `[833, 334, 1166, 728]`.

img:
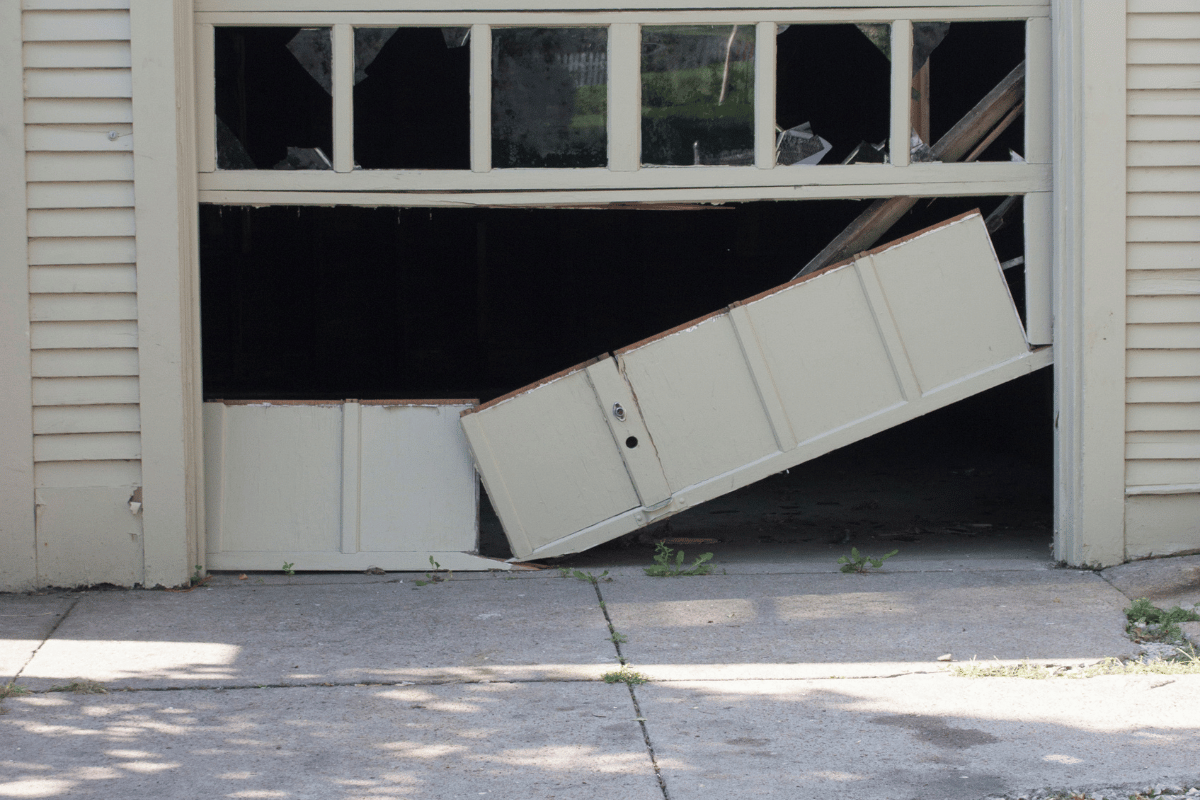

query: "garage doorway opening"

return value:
[199, 197, 1051, 566]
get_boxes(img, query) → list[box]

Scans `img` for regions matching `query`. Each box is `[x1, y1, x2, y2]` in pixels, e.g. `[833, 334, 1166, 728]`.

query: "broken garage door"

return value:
[461, 211, 1052, 561]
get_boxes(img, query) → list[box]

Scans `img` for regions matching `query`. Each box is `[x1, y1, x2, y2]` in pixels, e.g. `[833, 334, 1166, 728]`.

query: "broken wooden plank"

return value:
[795, 61, 1026, 279]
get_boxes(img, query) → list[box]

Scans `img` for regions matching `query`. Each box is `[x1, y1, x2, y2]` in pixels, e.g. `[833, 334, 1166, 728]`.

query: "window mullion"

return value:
[889, 19, 913, 168]
[471, 23, 491, 173]
[196, 23, 216, 173]
[754, 21, 776, 169]
[608, 22, 640, 172]
[332, 23, 354, 173]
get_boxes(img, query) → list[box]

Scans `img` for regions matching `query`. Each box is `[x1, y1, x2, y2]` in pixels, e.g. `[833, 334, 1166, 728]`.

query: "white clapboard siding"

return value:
[29, 264, 136, 293]
[22, 10, 131, 41]
[31, 348, 139, 377]
[33, 432, 141, 461]
[26, 152, 133, 182]
[27, 236, 136, 265]
[34, 460, 141, 490]
[21, 0, 145, 487]
[27, 181, 135, 209]
[24, 69, 133, 99]
[29, 320, 137, 350]
[1125, 5, 1200, 537]
[33, 404, 140, 434]
[31, 376, 139, 406]
[29, 293, 138, 321]
[26, 125, 133, 152]
[25, 98, 133, 124]
[22, 41, 131, 69]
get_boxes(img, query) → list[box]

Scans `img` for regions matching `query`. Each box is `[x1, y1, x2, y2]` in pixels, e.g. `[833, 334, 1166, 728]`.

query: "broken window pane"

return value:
[775, 24, 890, 166]
[214, 27, 334, 170]
[641, 25, 755, 166]
[492, 28, 608, 169]
[922, 21, 1025, 162]
[354, 27, 471, 170]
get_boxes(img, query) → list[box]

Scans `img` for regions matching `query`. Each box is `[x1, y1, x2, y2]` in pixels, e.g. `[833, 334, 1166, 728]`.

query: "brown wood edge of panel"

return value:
[463, 356, 605, 416]
[614, 308, 728, 356]
[731, 209, 984, 309]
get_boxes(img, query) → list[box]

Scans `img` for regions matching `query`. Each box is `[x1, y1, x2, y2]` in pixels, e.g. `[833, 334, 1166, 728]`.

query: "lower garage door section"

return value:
[462, 211, 1053, 562]
[204, 399, 507, 571]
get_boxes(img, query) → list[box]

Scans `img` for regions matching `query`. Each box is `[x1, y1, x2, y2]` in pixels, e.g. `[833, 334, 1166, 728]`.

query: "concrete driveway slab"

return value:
[0, 593, 77, 683]
[18, 577, 616, 690]
[0, 680, 661, 800]
[635, 672, 1200, 800]
[601, 570, 1136, 679]
[1103, 555, 1200, 609]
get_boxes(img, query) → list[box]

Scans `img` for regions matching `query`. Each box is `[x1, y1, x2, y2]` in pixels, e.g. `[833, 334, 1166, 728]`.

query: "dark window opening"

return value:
[215, 27, 334, 170]
[353, 27, 471, 170]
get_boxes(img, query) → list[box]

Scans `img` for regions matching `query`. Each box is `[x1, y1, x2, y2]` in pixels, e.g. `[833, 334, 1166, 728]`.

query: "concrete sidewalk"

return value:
[2, 552, 1199, 800]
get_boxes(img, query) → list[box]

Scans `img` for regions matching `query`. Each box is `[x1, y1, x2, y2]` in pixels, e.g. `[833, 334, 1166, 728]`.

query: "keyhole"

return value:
[625, 436, 638, 449]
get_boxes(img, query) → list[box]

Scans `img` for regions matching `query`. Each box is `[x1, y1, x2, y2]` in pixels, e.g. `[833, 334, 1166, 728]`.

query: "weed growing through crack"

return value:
[281, 561, 295, 576]
[414, 556, 452, 587]
[1, 682, 29, 700]
[602, 665, 648, 685]
[47, 680, 108, 695]
[559, 568, 611, 585]
[644, 542, 713, 577]
[837, 547, 898, 573]
[1124, 597, 1200, 644]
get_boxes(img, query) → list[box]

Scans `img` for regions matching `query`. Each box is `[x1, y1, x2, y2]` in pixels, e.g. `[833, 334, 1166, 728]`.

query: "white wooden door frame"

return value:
[0, 0, 37, 591]
[126, 0, 1131, 580]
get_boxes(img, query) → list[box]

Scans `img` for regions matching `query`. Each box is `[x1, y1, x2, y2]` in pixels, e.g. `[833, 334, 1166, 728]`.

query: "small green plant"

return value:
[837, 547, 898, 573]
[644, 542, 713, 577]
[47, 680, 107, 695]
[191, 564, 204, 583]
[1124, 597, 1200, 643]
[414, 556, 452, 587]
[609, 631, 629, 644]
[559, 568, 611, 585]
[281, 561, 295, 576]
[602, 665, 647, 685]
[1, 682, 29, 699]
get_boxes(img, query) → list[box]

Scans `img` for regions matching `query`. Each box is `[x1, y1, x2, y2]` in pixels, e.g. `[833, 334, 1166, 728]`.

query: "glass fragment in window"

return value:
[921, 21, 1025, 162]
[492, 28, 608, 169]
[641, 25, 755, 166]
[214, 27, 334, 170]
[354, 27, 471, 170]
[775, 24, 889, 166]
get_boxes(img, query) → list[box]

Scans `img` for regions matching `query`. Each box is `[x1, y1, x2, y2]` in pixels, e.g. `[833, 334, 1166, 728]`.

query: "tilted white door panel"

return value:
[463, 211, 1050, 562]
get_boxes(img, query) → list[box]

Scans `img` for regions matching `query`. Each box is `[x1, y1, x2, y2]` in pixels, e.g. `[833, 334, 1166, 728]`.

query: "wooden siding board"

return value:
[31, 347, 139, 377]
[24, 98, 133, 124]
[1127, 166, 1200, 192]
[1126, 323, 1200, 349]
[1127, 266, 1200, 294]
[27, 236, 136, 265]
[1128, 39, 1200, 65]
[23, 1, 131, 9]
[1127, 402, 1200, 431]
[28, 292, 138, 322]
[1128, 89, 1200, 116]
[28, 264, 137, 293]
[22, 40, 131, 68]
[25, 124, 133, 152]
[1128, 217, 1200, 243]
[27, 181, 136, 209]
[26, 151, 133, 182]
[1127, 64, 1200, 91]
[1127, 141, 1200, 166]
[1126, 194, 1200, 216]
[1127, 115, 1200, 141]
[1126, 460, 1200, 487]
[22, 10, 131, 41]
[1127, 349, 1200, 378]
[1127, 241, 1200, 270]
[33, 404, 140, 434]
[34, 431, 140, 461]
[27, 208, 135, 238]
[1126, 376, 1200, 403]
[23, 69, 133, 99]
[1127, 294, 1200, 323]
[1126, 493, 1200, 560]
[31, 375, 139, 406]
[33, 460, 141, 489]
[30, 319, 138, 349]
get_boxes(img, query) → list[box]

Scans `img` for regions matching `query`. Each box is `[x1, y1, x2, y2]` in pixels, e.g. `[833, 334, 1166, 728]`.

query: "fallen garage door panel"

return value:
[461, 211, 1052, 562]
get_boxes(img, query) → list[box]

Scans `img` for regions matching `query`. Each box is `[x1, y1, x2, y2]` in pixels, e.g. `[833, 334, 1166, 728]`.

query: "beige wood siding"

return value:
[1125, 0, 1200, 555]
[23, 3, 141, 494]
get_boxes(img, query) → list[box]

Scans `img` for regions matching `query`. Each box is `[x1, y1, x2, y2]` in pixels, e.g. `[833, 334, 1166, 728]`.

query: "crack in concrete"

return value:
[593, 579, 671, 800]
[10, 594, 81, 684]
